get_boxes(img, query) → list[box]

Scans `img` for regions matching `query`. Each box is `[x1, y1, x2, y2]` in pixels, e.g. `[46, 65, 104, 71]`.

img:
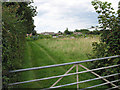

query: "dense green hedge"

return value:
[2, 2, 37, 88]
[88, 0, 120, 87]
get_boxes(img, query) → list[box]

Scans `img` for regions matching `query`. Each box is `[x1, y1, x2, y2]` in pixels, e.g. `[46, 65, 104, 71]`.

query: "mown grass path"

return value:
[18, 38, 108, 89]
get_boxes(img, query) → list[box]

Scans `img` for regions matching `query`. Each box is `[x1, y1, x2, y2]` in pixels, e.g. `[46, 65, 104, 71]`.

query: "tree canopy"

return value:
[2, 2, 37, 88]
[88, 0, 120, 86]
[91, 0, 120, 57]
[75, 29, 90, 34]
[64, 28, 73, 35]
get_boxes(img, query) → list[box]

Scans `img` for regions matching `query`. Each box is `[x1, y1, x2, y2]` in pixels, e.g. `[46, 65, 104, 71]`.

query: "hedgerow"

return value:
[88, 0, 120, 87]
[2, 2, 37, 88]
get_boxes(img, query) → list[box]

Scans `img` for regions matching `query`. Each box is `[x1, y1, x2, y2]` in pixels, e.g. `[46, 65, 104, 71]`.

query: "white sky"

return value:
[31, 0, 119, 33]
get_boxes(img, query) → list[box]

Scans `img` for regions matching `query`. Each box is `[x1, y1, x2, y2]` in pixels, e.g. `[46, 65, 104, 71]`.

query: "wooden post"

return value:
[50, 65, 76, 88]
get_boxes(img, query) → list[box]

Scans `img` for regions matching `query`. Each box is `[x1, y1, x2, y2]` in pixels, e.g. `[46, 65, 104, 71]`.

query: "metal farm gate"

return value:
[9, 55, 120, 89]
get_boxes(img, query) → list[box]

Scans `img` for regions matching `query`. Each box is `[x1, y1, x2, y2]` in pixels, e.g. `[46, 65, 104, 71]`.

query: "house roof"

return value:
[40, 32, 55, 35]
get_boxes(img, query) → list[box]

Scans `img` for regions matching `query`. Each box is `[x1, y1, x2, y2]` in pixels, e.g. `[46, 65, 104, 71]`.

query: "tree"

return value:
[64, 28, 69, 34]
[32, 30, 37, 35]
[88, 0, 120, 85]
[91, 0, 120, 56]
[2, 2, 37, 88]
[58, 31, 62, 34]
[64, 28, 73, 35]
[3, 2, 37, 34]
[75, 29, 90, 34]
[92, 30, 100, 35]
[16, 2, 37, 34]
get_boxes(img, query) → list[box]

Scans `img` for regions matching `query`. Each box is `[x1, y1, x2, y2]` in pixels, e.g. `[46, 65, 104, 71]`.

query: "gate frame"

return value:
[8, 55, 120, 89]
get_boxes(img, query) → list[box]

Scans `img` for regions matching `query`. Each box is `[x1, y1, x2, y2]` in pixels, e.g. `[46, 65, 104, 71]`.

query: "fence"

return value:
[9, 55, 120, 89]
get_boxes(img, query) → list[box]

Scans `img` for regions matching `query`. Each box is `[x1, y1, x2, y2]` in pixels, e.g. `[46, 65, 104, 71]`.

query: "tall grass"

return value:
[36, 37, 99, 62]
[17, 37, 108, 89]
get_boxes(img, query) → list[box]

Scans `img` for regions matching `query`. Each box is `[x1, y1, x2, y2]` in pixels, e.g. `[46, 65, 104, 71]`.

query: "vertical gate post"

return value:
[76, 64, 79, 89]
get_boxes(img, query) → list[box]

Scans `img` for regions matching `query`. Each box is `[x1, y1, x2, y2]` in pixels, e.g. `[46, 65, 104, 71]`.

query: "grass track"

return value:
[17, 38, 108, 89]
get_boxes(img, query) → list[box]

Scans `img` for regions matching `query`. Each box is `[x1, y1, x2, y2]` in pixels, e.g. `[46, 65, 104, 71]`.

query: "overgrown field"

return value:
[15, 37, 109, 89]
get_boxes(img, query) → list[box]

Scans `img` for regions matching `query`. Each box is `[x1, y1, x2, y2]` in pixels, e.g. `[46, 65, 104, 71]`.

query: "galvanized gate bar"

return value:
[8, 55, 120, 89]
[80, 79, 120, 90]
[79, 64, 117, 87]
[106, 85, 120, 90]
[8, 64, 120, 86]
[9, 55, 120, 73]
[49, 73, 120, 89]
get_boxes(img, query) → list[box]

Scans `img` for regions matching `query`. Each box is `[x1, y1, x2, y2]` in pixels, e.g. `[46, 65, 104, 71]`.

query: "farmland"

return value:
[14, 37, 108, 89]
[3, 1, 120, 89]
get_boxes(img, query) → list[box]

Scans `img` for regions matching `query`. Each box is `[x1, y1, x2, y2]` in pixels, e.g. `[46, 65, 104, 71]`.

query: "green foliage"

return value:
[88, 0, 120, 86]
[88, 30, 101, 35]
[32, 30, 37, 35]
[64, 28, 73, 35]
[75, 28, 101, 35]
[2, 2, 37, 88]
[26, 35, 39, 41]
[58, 31, 62, 34]
[75, 29, 90, 34]
[91, 0, 120, 56]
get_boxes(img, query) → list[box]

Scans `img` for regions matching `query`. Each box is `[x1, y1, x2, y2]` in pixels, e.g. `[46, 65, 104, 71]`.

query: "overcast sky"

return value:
[31, 0, 119, 33]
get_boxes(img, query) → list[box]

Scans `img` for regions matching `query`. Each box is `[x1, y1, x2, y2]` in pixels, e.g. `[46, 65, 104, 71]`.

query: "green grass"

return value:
[17, 37, 108, 89]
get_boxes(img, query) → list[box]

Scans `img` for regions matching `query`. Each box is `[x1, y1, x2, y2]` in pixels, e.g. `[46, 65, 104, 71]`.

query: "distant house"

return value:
[73, 32, 82, 35]
[53, 36, 58, 38]
[58, 35, 63, 37]
[40, 32, 55, 35]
